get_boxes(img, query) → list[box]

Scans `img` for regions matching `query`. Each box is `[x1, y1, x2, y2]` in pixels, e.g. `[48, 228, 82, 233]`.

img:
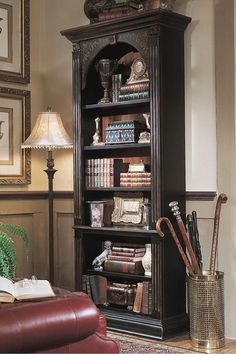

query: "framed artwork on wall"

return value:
[0, 87, 31, 184]
[0, 0, 30, 83]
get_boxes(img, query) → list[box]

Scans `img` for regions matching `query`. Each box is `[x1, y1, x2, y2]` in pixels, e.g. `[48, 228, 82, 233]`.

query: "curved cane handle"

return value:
[156, 217, 194, 274]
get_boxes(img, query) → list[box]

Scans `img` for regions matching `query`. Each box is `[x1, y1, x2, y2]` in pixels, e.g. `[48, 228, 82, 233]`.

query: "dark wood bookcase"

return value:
[61, 9, 191, 339]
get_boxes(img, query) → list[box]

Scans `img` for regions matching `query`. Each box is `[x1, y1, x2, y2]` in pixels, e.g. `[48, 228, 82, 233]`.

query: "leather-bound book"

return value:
[89, 275, 107, 305]
[104, 259, 144, 274]
[141, 281, 150, 314]
[133, 282, 143, 313]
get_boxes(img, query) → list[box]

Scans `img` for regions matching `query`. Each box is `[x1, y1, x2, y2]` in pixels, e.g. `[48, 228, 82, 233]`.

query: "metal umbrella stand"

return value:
[188, 271, 225, 350]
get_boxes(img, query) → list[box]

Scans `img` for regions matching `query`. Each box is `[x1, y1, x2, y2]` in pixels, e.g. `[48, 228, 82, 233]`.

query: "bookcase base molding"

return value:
[103, 310, 189, 340]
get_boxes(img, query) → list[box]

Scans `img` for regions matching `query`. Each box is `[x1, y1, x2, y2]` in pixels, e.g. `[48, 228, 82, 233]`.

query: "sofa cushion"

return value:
[0, 293, 99, 353]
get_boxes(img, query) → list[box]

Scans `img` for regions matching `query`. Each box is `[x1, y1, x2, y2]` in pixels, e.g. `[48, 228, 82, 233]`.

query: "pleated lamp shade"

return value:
[22, 110, 73, 150]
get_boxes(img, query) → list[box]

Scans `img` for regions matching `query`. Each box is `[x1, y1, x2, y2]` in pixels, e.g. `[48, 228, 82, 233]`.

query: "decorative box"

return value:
[107, 283, 135, 309]
[105, 120, 145, 144]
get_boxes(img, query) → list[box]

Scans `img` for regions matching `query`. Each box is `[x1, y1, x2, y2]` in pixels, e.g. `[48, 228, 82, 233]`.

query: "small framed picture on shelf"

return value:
[111, 192, 149, 227]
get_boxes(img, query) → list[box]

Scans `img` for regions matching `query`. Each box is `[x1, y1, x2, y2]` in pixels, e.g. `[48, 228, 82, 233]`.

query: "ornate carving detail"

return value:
[118, 29, 150, 64]
[73, 42, 81, 53]
[81, 37, 114, 87]
[149, 25, 160, 37]
[109, 35, 117, 45]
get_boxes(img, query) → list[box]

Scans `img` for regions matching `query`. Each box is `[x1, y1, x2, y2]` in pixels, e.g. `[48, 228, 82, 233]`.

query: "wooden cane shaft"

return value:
[156, 218, 194, 275]
[177, 219, 201, 274]
[210, 193, 227, 274]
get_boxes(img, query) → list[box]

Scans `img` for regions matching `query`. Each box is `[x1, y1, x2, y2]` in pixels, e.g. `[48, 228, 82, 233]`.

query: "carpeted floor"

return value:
[108, 332, 204, 354]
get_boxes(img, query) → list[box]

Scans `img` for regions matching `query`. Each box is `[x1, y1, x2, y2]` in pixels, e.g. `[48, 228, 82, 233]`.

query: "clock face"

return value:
[132, 58, 147, 78]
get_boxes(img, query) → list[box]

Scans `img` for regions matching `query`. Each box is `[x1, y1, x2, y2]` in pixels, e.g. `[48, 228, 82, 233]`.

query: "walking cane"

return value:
[156, 217, 194, 275]
[169, 201, 201, 274]
[209, 193, 227, 275]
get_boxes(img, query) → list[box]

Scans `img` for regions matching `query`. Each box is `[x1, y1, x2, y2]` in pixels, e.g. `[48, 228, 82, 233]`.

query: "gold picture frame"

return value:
[112, 193, 148, 227]
[0, 87, 31, 184]
[0, 0, 30, 83]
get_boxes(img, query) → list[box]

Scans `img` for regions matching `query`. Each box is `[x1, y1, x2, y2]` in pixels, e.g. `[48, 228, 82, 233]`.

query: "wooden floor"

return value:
[164, 332, 236, 353]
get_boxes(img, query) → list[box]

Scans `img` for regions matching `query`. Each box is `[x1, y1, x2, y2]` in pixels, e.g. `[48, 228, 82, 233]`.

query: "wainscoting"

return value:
[0, 192, 74, 291]
[0, 191, 216, 291]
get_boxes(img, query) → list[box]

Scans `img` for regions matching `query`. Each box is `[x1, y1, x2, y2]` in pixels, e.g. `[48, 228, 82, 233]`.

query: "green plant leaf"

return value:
[0, 246, 11, 278]
[0, 231, 16, 278]
[0, 222, 29, 251]
[0, 222, 29, 278]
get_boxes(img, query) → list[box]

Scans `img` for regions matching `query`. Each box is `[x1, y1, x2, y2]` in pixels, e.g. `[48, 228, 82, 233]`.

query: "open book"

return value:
[0, 276, 55, 303]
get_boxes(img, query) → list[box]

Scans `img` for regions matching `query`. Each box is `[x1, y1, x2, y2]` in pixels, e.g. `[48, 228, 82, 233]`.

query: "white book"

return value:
[0, 276, 55, 303]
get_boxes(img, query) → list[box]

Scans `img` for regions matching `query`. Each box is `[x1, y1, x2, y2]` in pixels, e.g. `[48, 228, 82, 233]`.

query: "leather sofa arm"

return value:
[0, 294, 99, 353]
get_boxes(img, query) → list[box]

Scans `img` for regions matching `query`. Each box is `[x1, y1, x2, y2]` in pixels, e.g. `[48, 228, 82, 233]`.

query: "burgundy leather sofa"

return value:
[0, 291, 119, 353]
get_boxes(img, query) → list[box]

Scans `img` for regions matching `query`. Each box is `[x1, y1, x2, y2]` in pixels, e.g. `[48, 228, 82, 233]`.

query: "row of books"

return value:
[82, 274, 152, 315]
[103, 244, 146, 274]
[120, 172, 151, 188]
[85, 158, 124, 188]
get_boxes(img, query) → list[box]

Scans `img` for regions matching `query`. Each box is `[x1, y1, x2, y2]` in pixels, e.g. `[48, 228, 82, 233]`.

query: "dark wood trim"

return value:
[186, 191, 217, 201]
[0, 191, 216, 201]
[0, 191, 73, 200]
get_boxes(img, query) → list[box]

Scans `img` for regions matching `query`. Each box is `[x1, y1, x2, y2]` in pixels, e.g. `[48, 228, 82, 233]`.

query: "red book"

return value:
[104, 259, 144, 274]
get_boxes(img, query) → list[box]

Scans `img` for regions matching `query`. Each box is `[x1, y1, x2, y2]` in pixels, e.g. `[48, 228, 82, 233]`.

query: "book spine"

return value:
[82, 274, 88, 293]
[141, 281, 149, 315]
[133, 282, 143, 313]
[120, 172, 151, 178]
[85, 160, 89, 188]
[148, 282, 152, 315]
[111, 251, 145, 257]
[120, 82, 149, 93]
[98, 7, 135, 21]
[120, 182, 151, 187]
[112, 246, 146, 253]
[112, 74, 122, 103]
[120, 177, 151, 182]
[119, 91, 149, 101]
[107, 255, 144, 262]
[91, 159, 95, 187]
[104, 260, 144, 274]
[110, 158, 114, 187]
[85, 275, 92, 298]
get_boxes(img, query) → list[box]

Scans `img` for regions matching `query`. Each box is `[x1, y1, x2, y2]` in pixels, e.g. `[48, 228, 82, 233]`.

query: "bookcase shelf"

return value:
[83, 142, 150, 151]
[83, 98, 150, 115]
[85, 187, 151, 192]
[87, 269, 152, 281]
[62, 8, 191, 340]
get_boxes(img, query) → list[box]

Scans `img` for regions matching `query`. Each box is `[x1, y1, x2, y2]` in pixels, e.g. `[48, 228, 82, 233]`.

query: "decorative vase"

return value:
[142, 243, 152, 276]
[87, 201, 105, 227]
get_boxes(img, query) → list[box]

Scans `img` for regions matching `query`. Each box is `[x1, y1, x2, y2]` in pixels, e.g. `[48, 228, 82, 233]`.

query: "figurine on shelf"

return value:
[92, 117, 104, 145]
[92, 240, 112, 270]
[138, 113, 150, 143]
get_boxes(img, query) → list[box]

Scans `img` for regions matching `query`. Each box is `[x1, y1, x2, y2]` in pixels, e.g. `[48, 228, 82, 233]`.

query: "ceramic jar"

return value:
[142, 243, 152, 276]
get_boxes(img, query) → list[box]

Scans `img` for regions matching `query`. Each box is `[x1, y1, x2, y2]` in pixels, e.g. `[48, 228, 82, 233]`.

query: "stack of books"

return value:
[98, 4, 139, 21]
[119, 81, 149, 101]
[120, 171, 151, 187]
[103, 243, 146, 274]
